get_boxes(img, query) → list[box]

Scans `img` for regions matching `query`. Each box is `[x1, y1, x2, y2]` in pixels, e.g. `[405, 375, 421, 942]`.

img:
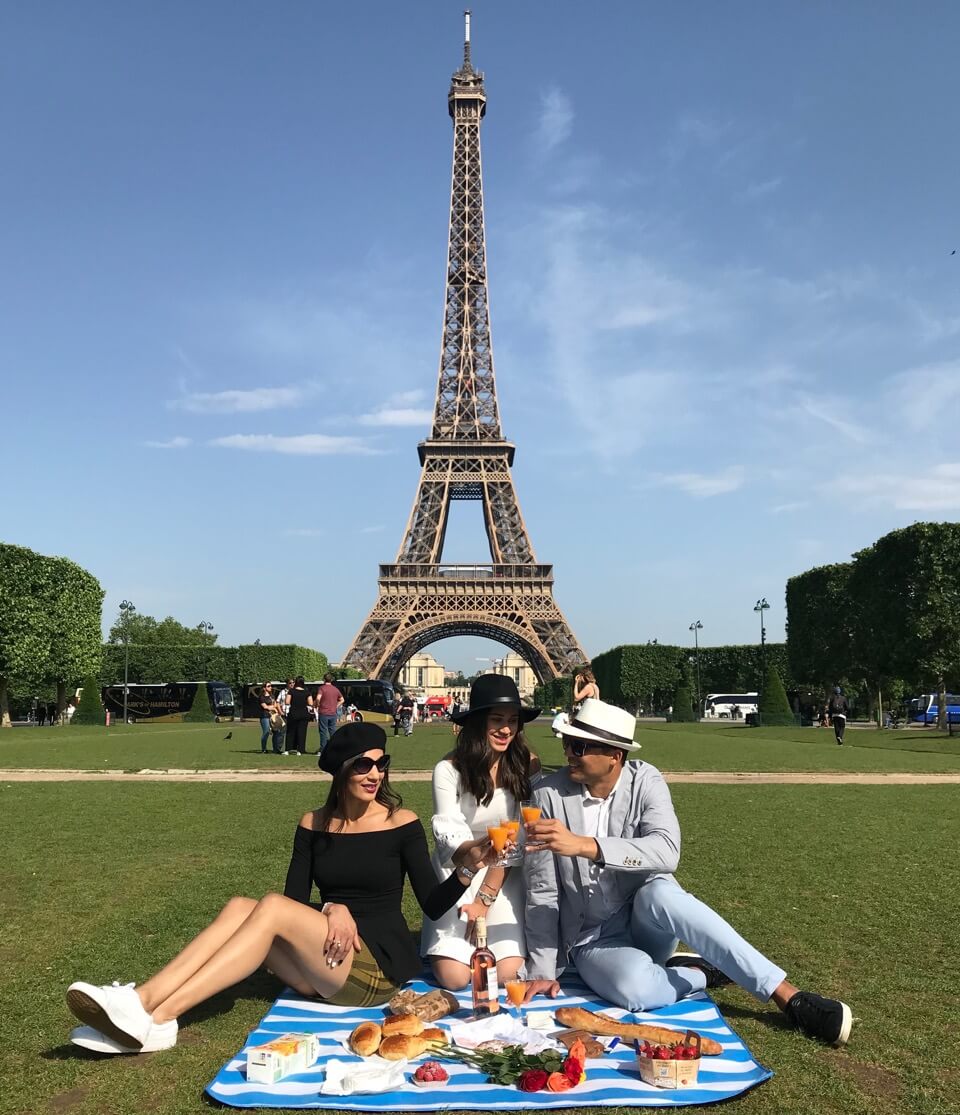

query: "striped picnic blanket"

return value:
[206, 975, 772, 1109]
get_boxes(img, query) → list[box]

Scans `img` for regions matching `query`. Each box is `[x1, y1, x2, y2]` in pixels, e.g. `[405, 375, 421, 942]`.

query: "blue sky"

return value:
[3, 1, 959, 675]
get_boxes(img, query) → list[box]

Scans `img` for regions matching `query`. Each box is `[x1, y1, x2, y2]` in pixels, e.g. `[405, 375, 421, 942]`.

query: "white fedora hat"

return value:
[561, 698, 640, 751]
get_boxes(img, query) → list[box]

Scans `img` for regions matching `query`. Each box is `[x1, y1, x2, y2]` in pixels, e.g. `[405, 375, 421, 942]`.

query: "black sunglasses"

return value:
[562, 736, 612, 758]
[350, 754, 391, 775]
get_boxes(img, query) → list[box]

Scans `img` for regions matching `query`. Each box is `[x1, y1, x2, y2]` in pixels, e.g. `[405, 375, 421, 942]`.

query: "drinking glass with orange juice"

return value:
[486, 824, 510, 866]
[504, 978, 527, 1021]
[520, 801, 541, 824]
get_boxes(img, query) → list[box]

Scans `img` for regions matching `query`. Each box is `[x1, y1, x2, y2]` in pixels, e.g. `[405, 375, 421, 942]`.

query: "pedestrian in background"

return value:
[828, 687, 849, 745]
[258, 684, 283, 755]
[573, 667, 600, 712]
[315, 673, 344, 754]
[36, 701, 46, 727]
[284, 676, 313, 756]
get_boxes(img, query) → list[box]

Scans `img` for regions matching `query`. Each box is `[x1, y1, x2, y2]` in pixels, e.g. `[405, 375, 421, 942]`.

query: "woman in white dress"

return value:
[421, 675, 541, 990]
[572, 667, 600, 711]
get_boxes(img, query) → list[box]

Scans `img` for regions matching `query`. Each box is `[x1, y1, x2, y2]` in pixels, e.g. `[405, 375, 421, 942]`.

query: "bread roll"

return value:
[378, 1034, 428, 1060]
[348, 1021, 382, 1057]
[382, 1012, 424, 1037]
[388, 988, 459, 1022]
[422, 1027, 446, 1047]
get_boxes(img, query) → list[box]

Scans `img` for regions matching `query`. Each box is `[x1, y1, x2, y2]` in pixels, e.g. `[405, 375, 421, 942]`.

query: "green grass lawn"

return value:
[1, 780, 956, 1115]
[3, 718, 960, 773]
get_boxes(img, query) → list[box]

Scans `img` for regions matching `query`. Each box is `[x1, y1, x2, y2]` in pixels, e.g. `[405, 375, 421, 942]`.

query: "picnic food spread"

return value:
[348, 1014, 446, 1060]
[636, 1032, 703, 1089]
[554, 1006, 723, 1055]
[387, 987, 459, 1022]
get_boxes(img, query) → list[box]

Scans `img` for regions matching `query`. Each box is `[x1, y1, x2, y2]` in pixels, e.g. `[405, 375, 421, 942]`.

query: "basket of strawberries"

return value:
[635, 1030, 702, 1089]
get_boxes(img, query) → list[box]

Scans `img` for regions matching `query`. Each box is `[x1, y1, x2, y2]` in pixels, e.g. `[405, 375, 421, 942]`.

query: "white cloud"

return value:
[358, 407, 433, 428]
[535, 87, 573, 152]
[884, 361, 960, 431]
[794, 396, 872, 444]
[144, 436, 191, 449]
[770, 500, 809, 515]
[741, 176, 783, 201]
[655, 465, 746, 498]
[359, 525, 384, 534]
[170, 386, 308, 413]
[832, 462, 960, 511]
[209, 434, 376, 456]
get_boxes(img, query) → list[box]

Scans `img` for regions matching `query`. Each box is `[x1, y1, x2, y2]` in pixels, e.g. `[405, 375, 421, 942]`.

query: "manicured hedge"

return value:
[100, 643, 329, 689]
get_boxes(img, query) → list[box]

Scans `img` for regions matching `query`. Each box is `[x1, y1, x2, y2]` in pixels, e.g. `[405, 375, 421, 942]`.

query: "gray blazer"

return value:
[523, 760, 681, 981]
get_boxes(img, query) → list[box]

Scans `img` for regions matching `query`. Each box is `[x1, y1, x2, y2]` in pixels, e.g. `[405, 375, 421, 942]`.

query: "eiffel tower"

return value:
[343, 13, 586, 684]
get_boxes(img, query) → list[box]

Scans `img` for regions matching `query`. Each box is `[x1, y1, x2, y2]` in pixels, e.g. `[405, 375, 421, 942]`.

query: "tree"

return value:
[0, 544, 103, 727]
[759, 663, 794, 726]
[852, 523, 960, 729]
[72, 677, 104, 725]
[183, 683, 212, 723]
[786, 563, 854, 693]
[670, 668, 696, 722]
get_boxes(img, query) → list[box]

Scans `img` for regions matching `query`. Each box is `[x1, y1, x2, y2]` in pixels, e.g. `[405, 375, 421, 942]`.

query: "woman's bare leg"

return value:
[137, 897, 258, 1012]
[496, 956, 523, 983]
[151, 893, 347, 1023]
[429, 957, 470, 991]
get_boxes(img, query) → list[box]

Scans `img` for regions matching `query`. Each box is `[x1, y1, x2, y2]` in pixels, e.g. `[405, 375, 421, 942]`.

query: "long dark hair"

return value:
[452, 710, 531, 807]
[314, 755, 402, 834]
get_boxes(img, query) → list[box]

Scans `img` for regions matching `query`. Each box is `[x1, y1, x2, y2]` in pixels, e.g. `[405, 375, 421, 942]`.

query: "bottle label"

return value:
[486, 969, 499, 999]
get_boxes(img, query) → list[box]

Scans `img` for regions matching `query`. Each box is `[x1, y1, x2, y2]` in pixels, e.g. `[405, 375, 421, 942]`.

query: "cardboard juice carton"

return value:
[246, 1032, 321, 1084]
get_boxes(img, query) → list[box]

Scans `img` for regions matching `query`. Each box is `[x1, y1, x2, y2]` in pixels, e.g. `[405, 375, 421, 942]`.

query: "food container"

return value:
[636, 1031, 702, 1090]
[246, 1032, 321, 1083]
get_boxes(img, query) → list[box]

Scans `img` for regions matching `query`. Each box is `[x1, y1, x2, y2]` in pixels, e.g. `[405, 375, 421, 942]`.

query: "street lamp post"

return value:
[688, 621, 703, 717]
[197, 621, 215, 680]
[753, 598, 770, 696]
[119, 600, 136, 725]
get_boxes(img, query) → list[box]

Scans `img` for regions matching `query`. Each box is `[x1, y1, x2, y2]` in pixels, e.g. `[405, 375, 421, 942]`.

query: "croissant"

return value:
[381, 1012, 424, 1036]
[554, 1007, 722, 1055]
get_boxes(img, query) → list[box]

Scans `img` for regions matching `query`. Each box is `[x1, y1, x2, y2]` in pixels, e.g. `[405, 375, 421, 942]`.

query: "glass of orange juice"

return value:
[520, 801, 541, 824]
[486, 824, 510, 866]
[500, 816, 522, 865]
[504, 978, 527, 1021]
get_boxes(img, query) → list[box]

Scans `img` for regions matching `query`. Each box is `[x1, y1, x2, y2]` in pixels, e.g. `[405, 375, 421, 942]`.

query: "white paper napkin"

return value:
[446, 1014, 561, 1054]
[320, 1058, 407, 1095]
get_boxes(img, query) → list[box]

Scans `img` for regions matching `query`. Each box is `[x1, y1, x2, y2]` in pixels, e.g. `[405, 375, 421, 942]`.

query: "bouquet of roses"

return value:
[440, 1038, 588, 1092]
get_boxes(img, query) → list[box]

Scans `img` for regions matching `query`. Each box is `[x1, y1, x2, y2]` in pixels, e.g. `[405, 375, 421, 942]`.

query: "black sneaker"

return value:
[665, 952, 732, 989]
[784, 991, 852, 1046]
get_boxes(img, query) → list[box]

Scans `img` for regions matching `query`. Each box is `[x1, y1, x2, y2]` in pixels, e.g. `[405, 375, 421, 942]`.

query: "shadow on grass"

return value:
[713, 999, 794, 1034]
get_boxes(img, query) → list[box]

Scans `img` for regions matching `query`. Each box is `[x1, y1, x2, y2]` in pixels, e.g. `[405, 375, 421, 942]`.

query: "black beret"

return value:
[318, 721, 388, 774]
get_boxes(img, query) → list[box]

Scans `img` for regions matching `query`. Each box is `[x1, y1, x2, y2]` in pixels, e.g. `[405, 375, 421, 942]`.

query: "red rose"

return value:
[563, 1057, 584, 1084]
[518, 1069, 550, 1092]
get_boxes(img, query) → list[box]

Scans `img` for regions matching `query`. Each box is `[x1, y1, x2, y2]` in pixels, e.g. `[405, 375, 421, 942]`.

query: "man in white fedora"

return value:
[521, 698, 853, 1046]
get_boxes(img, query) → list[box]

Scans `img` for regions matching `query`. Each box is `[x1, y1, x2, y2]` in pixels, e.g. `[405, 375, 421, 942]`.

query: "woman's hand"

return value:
[455, 836, 495, 874]
[457, 899, 487, 943]
[322, 903, 361, 968]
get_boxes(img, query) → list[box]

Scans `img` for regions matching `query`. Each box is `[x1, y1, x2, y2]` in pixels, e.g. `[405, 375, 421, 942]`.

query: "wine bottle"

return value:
[470, 915, 499, 1015]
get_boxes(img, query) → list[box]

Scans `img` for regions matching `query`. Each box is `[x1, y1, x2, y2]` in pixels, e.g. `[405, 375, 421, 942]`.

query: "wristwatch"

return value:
[456, 862, 478, 880]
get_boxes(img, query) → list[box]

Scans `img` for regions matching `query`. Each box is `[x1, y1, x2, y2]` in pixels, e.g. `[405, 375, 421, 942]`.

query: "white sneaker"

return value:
[70, 1020, 178, 1054]
[66, 981, 153, 1049]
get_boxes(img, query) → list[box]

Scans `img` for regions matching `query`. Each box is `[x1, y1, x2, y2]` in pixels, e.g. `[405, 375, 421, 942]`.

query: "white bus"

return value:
[703, 693, 759, 720]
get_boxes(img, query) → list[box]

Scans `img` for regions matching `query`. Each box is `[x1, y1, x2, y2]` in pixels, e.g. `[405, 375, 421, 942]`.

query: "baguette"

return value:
[554, 1007, 722, 1055]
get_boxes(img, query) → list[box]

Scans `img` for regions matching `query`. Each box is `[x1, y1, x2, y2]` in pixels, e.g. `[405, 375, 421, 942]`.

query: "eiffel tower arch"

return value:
[343, 15, 586, 685]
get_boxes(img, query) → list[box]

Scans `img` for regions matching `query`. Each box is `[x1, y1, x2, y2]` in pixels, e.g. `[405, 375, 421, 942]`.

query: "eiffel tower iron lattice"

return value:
[343, 15, 586, 684]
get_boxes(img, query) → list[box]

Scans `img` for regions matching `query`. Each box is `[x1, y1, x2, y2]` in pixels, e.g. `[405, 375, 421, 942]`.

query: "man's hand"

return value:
[321, 904, 361, 968]
[525, 817, 596, 859]
[522, 978, 561, 1002]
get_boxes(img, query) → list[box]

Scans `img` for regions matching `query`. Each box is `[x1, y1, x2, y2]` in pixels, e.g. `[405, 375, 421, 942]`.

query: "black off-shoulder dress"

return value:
[283, 818, 467, 986]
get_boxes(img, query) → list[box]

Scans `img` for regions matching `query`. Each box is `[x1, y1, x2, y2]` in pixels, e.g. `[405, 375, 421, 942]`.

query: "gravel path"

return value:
[2, 769, 959, 784]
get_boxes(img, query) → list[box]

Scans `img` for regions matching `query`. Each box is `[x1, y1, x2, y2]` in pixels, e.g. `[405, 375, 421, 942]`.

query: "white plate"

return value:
[410, 1076, 450, 1089]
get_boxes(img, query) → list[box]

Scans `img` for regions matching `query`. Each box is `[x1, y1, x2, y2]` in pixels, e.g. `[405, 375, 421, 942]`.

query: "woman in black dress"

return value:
[65, 722, 492, 1054]
[284, 675, 313, 755]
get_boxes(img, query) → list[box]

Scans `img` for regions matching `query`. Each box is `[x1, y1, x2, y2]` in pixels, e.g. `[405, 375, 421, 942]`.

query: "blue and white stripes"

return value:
[206, 976, 772, 1109]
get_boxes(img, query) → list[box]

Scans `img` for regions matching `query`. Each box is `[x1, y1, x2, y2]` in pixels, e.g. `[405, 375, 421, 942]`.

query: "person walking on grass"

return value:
[520, 698, 854, 1047]
[315, 673, 344, 754]
[283, 676, 313, 756]
[64, 722, 496, 1053]
[258, 683, 283, 755]
[828, 686, 849, 745]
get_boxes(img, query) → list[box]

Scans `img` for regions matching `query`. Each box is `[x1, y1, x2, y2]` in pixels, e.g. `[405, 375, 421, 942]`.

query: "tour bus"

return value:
[702, 693, 759, 720]
[241, 679, 396, 728]
[908, 693, 960, 724]
[101, 681, 235, 723]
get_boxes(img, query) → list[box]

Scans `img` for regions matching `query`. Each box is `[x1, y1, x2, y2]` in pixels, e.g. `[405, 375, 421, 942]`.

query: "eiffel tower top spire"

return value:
[432, 10, 499, 443]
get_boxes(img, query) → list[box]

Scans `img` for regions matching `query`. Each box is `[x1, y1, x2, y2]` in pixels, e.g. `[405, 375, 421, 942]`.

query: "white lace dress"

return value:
[420, 759, 526, 964]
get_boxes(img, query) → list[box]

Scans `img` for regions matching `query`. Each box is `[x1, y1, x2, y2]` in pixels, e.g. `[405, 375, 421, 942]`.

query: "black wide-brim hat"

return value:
[451, 673, 541, 725]
[319, 721, 388, 774]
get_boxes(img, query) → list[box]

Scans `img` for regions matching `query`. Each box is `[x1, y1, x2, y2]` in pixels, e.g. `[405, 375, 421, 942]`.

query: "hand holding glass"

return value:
[486, 825, 510, 867]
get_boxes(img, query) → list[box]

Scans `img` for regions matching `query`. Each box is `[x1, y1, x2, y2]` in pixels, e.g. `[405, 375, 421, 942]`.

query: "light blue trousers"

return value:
[571, 877, 786, 1011]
